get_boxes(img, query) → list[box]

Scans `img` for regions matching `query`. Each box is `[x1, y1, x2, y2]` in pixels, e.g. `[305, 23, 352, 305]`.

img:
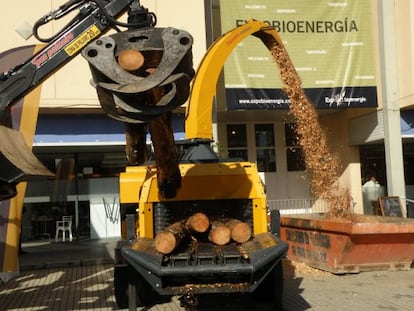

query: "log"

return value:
[155, 221, 188, 254]
[146, 82, 182, 199]
[186, 212, 210, 233]
[125, 123, 147, 165]
[117, 49, 145, 71]
[208, 221, 231, 246]
[226, 219, 252, 243]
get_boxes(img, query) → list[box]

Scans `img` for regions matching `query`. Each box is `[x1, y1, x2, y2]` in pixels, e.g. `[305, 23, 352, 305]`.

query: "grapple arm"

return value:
[0, 0, 139, 200]
[0, 0, 135, 119]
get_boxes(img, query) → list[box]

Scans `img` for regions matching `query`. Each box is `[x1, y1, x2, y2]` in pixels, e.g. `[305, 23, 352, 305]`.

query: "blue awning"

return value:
[333, 109, 414, 145]
[401, 110, 414, 138]
[34, 114, 185, 146]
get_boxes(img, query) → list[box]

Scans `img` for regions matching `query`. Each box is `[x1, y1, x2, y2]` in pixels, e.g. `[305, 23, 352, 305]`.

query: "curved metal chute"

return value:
[185, 19, 284, 140]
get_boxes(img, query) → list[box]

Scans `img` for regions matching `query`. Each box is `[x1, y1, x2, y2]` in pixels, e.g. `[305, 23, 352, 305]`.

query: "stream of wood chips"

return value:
[270, 42, 353, 220]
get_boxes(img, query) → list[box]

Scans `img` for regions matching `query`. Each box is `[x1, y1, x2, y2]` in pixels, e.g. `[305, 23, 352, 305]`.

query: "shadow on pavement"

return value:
[282, 259, 312, 311]
[1, 239, 312, 311]
[0, 264, 118, 310]
[19, 237, 117, 271]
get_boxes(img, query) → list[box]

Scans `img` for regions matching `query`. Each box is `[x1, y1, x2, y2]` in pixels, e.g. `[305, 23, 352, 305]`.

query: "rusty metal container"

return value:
[280, 214, 414, 274]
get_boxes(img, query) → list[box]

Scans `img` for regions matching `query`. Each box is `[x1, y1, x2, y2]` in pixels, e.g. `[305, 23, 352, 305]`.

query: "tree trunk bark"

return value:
[147, 86, 181, 199]
[125, 123, 147, 165]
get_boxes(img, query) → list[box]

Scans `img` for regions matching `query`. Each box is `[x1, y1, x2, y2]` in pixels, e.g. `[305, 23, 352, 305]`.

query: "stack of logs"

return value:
[154, 212, 252, 254]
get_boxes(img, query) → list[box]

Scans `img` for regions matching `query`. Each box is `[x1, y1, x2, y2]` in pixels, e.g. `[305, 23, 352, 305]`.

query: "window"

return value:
[285, 123, 306, 171]
[255, 124, 276, 172]
[227, 124, 248, 161]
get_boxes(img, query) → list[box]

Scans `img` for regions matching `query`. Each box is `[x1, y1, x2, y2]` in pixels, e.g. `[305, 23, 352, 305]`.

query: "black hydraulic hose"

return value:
[32, 0, 156, 43]
[32, 0, 87, 42]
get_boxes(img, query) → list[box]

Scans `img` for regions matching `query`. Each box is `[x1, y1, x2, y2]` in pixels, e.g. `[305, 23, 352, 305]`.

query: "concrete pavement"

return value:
[0, 238, 413, 310]
[18, 238, 117, 271]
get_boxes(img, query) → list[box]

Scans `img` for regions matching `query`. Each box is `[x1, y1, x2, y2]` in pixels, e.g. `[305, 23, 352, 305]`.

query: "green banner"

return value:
[220, 0, 377, 109]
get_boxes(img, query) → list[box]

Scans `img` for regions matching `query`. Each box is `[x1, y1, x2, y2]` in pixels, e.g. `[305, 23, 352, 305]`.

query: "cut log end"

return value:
[209, 225, 231, 246]
[117, 49, 144, 71]
[230, 222, 252, 243]
[186, 212, 210, 233]
[154, 221, 188, 254]
[154, 231, 177, 254]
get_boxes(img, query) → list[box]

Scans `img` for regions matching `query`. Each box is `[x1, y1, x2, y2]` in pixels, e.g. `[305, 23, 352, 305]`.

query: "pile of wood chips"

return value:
[284, 259, 333, 278]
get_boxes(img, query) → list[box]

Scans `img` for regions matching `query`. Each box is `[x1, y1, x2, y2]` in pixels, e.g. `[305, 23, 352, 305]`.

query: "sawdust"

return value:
[270, 43, 353, 220]
[284, 259, 333, 278]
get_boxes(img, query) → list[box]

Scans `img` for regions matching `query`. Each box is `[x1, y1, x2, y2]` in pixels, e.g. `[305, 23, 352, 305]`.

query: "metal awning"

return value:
[401, 110, 414, 138]
[33, 114, 185, 146]
[349, 110, 414, 145]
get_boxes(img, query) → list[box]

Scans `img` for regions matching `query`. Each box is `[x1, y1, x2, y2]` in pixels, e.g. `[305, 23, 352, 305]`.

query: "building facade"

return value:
[2, 0, 414, 242]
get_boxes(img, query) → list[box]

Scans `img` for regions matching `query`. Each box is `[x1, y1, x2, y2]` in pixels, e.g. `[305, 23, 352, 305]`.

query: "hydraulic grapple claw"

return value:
[82, 27, 194, 123]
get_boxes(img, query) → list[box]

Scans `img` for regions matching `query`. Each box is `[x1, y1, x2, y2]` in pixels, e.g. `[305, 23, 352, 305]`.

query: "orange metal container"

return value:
[280, 214, 414, 274]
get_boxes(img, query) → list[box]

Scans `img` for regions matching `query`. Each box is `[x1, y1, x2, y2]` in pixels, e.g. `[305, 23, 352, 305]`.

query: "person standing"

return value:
[362, 176, 383, 214]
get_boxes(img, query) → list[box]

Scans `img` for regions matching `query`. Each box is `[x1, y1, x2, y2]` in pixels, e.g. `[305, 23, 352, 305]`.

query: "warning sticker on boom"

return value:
[65, 25, 101, 56]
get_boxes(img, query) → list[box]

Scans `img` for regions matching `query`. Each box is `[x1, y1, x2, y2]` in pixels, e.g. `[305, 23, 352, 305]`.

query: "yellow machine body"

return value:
[120, 161, 268, 239]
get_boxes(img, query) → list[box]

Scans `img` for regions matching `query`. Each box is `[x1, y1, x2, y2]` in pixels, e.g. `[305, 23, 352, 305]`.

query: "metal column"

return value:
[378, 1, 407, 216]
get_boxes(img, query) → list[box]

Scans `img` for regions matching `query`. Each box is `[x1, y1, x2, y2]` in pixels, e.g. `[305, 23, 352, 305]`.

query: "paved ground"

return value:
[18, 238, 117, 271]
[0, 238, 413, 310]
